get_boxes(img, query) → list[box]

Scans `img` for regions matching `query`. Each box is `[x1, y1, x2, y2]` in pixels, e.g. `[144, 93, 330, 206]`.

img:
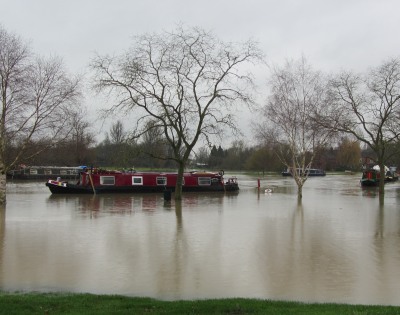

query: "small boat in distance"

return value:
[385, 170, 399, 182]
[281, 168, 326, 177]
[45, 168, 239, 194]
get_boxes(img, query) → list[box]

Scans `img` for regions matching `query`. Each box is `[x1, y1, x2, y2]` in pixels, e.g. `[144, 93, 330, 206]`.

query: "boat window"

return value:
[198, 177, 211, 186]
[132, 176, 143, 185]
[44, 169, 52, 175]
[156, 177, 167, 185]
[60, 170, 68, 175]
[30, 169, 38, 175]
[100, 176, 115, 185]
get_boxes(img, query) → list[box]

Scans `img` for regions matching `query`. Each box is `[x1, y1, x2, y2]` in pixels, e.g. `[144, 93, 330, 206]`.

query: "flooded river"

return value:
[1, 173, 400, 305]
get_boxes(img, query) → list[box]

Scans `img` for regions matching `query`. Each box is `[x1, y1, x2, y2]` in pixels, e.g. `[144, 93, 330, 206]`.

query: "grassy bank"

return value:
[1, 292, 400, 314]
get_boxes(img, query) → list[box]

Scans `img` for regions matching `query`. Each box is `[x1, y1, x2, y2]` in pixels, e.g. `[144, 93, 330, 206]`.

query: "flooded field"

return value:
[1, 173, 400, 305]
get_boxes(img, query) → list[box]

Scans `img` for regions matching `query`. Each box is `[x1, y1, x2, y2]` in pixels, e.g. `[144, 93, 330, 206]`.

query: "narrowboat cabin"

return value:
[45, 169, 239, 194]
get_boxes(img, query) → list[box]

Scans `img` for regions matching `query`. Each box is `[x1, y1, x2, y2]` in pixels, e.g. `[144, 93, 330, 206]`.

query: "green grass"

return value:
[1, 292, 400, 314]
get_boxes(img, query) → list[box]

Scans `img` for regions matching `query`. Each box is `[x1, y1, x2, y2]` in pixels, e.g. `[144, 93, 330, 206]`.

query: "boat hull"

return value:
[360, 179, 379, 187]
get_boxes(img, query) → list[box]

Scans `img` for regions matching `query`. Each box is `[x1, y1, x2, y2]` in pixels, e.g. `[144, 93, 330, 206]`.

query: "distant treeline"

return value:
[8, 136, 397, 172]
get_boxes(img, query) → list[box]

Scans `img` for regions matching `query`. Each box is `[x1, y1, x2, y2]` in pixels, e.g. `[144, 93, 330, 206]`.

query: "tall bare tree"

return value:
[321, 58, 400, 204]
[257, 57, 334, 200]
[91, 26, 263, 200]
[69, 110, 94, 164]
[0, 26, 81, 204]
[109, 120, 126, 144]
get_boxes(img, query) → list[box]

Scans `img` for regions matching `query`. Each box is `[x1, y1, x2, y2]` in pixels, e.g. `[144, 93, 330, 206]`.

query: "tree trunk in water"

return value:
[293, 173, 304, 202]
[175, 201, 183, 230]
[0, 161, 6, 205]
[378, 164, 385, 206]
[174, 162, 185, 201]
[297, 184, 303, 201]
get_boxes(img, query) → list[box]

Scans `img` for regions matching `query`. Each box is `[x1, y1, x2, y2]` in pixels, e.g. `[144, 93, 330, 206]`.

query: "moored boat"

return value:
[281, 168, 326, 177]
[360, 169, 380, 187]
[360, 165, 398, 186]
[7, 165, 82, 180]
[385, 167, 399, 182]
[45, 169, 239, 194]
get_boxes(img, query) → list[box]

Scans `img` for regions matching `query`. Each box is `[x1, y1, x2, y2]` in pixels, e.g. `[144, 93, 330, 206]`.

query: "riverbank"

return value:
[1, 292, 400, 314]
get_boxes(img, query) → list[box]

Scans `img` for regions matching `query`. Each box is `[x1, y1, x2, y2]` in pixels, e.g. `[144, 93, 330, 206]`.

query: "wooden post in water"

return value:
[88, 170, 96, 194]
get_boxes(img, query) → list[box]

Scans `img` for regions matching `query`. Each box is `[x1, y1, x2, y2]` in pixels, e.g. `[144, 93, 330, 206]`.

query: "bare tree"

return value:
[0, 26, 81, 204]
[69, 110, 95, 164]
[138, 120, 171, 163]
[322, 58, 400, 204]
[91, 26, 263, 200]
[109, 120, 125, 144]
[257, 57, 334, 200]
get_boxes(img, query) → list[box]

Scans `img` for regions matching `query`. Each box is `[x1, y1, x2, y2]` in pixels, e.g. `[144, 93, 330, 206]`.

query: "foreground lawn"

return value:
[1, 292, 400, 314]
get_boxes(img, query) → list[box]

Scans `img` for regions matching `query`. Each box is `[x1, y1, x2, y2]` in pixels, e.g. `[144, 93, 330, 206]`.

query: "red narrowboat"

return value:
[45, 169, 239, 194]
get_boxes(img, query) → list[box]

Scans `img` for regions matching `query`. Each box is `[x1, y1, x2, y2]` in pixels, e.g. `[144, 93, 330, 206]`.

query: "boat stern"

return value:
[45, 179, 68, 193]
[224, 177, 239, 191]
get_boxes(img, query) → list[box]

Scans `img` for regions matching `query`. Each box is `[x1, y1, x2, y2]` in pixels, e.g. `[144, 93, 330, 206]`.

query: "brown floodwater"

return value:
[1, 173, 400, 305]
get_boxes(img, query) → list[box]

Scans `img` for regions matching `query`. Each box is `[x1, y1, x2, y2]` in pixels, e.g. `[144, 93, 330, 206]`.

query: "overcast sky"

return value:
[2, 0, 400, 144]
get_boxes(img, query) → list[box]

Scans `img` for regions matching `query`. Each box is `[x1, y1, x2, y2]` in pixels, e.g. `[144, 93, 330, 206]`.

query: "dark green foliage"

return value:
[208, 145, 226, 169]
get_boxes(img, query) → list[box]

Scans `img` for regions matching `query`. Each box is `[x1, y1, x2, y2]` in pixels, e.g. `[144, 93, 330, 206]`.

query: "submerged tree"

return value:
[0, 26, 81, 204]
[257, 57, 335, 200]
[321, 58, 400, 204]
[91, 25, 263, 200]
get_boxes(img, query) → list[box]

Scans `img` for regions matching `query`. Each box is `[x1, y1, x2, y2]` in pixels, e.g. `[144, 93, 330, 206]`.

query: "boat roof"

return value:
[83, 170, 221, 176]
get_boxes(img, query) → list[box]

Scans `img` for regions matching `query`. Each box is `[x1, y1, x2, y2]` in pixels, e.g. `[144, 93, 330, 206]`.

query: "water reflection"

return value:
[46, 192, 231, 217]
[361, 186, 379, 197]
[174, 201, 183, 232]
[1, 175, 400, 305]
[256, 200, 357, 303]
